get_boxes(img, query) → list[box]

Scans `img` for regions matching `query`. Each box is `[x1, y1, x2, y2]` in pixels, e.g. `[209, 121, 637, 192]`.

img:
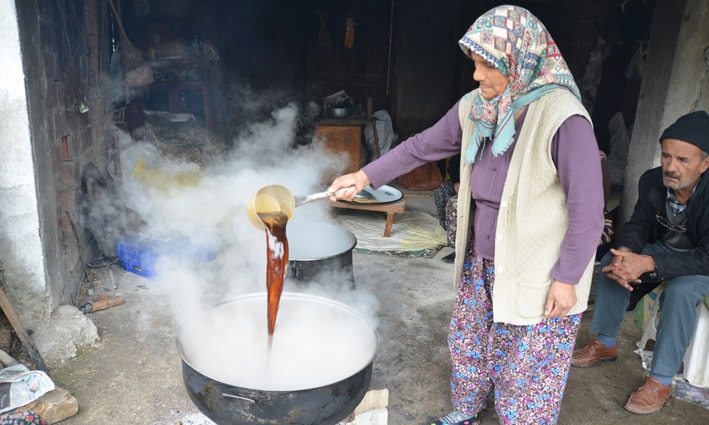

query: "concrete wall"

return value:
[621, 0, 708, 224]
[0, 0, 49, 322]
[2, 0, 114, 330]
[0, 0, 111, 365]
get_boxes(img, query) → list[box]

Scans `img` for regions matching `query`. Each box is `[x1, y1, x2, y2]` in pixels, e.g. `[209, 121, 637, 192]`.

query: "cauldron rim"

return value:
[179, 351, 374, 425]
[175, 292, 378, 391]
[178, 344, 375, 394]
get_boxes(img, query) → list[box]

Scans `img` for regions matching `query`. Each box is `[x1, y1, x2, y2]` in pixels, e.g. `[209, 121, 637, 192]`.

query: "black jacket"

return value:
[615, 167, 709, 280]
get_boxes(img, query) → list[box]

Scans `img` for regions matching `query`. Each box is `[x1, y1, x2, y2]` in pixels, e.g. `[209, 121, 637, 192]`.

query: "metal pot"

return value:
[287, 221, 357, 285]
[176, 293, 377, 425]
[327, 107, 351, 119]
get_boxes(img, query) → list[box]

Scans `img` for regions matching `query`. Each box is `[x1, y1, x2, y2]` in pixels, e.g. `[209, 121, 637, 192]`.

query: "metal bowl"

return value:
[328, 107, 351, 118]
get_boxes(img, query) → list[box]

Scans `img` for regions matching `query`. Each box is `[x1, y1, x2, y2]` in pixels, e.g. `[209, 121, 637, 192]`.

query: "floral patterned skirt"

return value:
[448, 247, 580, 425]
[0, 411, 46, 425]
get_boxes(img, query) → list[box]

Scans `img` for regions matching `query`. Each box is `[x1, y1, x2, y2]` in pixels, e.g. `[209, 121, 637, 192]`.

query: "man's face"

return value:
[660, 138, 709, 192]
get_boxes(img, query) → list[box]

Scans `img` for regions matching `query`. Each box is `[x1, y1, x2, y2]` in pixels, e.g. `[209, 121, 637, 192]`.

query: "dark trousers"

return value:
[589, 242, 709, 377]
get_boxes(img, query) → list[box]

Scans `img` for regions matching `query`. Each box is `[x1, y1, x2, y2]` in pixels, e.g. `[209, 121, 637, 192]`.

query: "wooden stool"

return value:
[329, 198, 407, 237]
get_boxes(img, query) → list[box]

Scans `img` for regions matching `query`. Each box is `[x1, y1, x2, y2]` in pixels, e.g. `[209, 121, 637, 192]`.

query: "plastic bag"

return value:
[0, 365, 55, 414]
[606, 111, 631, 185]
[364, 110, 397, 159]
[579, 36, 606, 113]
[624, 43, 646, 81]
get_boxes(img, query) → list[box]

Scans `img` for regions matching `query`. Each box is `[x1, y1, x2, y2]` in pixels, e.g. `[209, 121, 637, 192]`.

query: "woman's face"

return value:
[470, 53, 510, 100]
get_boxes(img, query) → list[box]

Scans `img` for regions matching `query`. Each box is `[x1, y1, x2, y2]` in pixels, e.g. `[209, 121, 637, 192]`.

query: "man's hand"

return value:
[602, 248, 655, 291]
[544, 280, 577, 318]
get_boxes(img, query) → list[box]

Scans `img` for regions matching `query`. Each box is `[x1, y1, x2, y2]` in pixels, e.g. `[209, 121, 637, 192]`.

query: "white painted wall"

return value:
[0, 0, 47, 296]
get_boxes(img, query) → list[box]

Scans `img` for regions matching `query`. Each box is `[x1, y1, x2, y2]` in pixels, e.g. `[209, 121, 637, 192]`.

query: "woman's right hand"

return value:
[328, 170, 371, 201]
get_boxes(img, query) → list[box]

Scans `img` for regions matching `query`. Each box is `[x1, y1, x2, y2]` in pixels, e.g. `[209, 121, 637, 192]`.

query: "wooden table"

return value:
[329, 197, 407, 237]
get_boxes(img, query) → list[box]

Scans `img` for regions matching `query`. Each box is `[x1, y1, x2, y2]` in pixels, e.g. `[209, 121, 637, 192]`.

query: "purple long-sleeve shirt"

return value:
[363, 100, 604, 284]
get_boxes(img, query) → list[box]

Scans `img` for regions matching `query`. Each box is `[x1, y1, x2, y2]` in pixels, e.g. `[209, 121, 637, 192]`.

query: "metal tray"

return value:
[347, 184, 403, 205]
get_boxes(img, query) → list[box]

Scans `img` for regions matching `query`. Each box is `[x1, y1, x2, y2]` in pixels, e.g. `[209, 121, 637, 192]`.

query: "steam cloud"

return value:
[103, 94, 379, 388]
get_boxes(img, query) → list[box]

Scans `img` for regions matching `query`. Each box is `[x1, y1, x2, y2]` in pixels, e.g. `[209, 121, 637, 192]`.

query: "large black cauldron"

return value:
[176, 293, 377, 425]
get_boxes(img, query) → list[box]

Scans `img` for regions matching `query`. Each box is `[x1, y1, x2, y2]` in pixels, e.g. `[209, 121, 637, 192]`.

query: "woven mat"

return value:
[335, 209, 447, 258]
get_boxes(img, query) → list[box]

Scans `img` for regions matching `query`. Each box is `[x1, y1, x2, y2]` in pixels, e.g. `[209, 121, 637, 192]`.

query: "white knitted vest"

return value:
[454, 88, 595, 325]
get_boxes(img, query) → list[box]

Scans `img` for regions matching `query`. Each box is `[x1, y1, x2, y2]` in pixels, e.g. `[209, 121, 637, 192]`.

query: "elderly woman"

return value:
[329, 5, 604, 425]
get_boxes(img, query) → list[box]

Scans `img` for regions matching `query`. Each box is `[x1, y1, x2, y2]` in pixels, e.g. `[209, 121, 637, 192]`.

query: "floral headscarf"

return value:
[458, 5, 580, 163]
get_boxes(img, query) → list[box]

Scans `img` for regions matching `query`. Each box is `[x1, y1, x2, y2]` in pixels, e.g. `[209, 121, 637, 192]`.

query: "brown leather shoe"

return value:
[570, 339, 618, 367]
[624, 376, 673, 414]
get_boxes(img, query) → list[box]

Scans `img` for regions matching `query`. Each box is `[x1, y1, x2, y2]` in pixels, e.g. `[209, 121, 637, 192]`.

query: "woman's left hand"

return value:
[544, 280, 577, 318]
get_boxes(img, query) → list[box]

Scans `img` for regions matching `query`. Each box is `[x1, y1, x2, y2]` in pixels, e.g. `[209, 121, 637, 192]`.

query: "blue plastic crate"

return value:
[117, 233, 214, 279]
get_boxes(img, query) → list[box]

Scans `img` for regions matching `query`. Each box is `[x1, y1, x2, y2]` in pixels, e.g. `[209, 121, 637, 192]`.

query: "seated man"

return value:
[572, 110, 709, 414]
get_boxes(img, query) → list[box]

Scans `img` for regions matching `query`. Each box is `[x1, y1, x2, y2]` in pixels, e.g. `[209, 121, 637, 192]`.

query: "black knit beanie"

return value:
[659, 110, 709, 153]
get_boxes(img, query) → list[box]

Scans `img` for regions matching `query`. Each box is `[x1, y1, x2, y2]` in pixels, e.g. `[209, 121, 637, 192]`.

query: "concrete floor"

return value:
[49, 195, 707, 425]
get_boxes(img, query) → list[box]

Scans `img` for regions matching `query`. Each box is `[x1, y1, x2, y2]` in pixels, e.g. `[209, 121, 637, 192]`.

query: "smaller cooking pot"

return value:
[287, 220, 357, 286]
